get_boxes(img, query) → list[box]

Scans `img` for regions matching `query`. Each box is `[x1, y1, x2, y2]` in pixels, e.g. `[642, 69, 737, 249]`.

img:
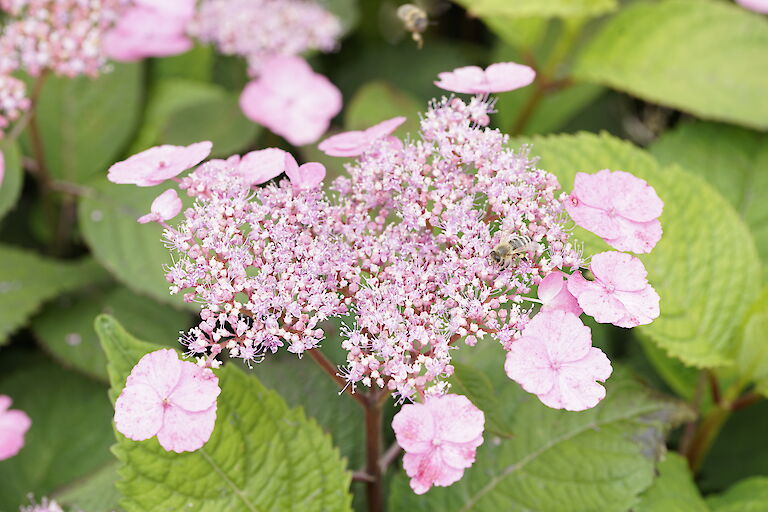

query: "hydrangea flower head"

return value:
[434, 62, 536, 94]
[318, 116, 406, 157]
[107, 141, 212, 186]
[568, 251, 660, 328]
[138, 189, 183, 224]
[504, 310, 612, 411]
[239, 56, 342, 145]
[538, 270, 582, 316]
[114, 349, 221, 453]
[565, 169, 663, 254]
[392, 394, 484, 494]
[0, 394, 31, 460]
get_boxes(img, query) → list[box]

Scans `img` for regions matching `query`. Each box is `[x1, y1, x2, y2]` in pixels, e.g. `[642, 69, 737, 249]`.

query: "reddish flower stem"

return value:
[307, 348, 367, 407]
[364, 389, 384, 512]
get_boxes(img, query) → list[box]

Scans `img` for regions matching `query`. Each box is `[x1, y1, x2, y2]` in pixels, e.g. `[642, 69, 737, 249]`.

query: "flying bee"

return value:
[491, 234, 537, 269]
[397, 3, 429, 49]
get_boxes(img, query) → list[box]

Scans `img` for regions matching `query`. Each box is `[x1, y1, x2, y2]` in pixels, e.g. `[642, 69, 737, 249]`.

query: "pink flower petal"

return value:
[284, 154, 326, 190]
[427, 395, 484, 444]
[434, 66, 486, 94]
[538, 350, 611, 412]
[575, 289, 626, 324]
[103, 6, 192, 62]
[736, 0, 768, 14]
[392, 402, 435, 454]
[403, 451, 464, 494]
[317, 130, 369, 157]
[138, 189, 182, 224]
[439, 438, 481, 470]
[564, 200, 623, 240]
[604, 218, 663, 254]
[435, 62, 536, 94]
[364, 116, 407, 140]
[114, 383, 164, 441]
[168, 364, 220, 412]
[0, 396, 31, 461]
[125, 349, 182, 398]
[108, 142, 212, 187]
[237, 148, 287, 185]
[156, 403, 217, 453]
[590, 251, 648, 291]
[538, 271, 582, 316]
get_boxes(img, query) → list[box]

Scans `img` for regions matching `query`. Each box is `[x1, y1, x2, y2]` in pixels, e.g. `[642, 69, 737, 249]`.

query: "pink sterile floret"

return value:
[505, 310, 612, 411]
[284, 153, 326, 190]
[114, 349, 221, 453]
[239, 56, 342, 146]
[434, 62, 536, 94]
[235, 148, 288, 185]
[318, 116, 406, 157]
[107, 141, 212, 187]
[565, 169, 663, 254]
[538, 270, 582, 316]
[568, 251, 660, 328]
[138, 189, 183, 224]
[737, 0, 768, 13]
[102, 4, 193, 62]
[392, 394, 485, 495]
[0, 394, 31, 460]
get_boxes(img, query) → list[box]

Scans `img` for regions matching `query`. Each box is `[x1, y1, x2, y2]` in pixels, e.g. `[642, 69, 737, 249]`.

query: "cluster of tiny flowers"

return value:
[190, 0, 342, 75]
[165, 96, 583, 402]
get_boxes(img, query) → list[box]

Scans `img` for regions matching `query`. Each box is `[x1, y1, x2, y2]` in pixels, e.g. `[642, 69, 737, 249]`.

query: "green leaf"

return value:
[573, 0, 768, 130]
[651, 121, 768, 279]
[77, 179, 194, 310]
[736, 287, 768, 396]
[707, 477, 768, 512]
[0, 246, 107, 345]
[31, 62, 143, 183]
[33, 286, 191, 381]
[323, 0, 360, 35]
[344, 80, 421, 136]
[519, 132, 761, 368]
[634, 453, 708, 512]
[451, 0, 616, 18]
[389, 368, 692, 512]
[96, 315, 353, 512]
[449, 361, 518, 439]
[0, 355, 114, 511]
[54, 462, 122, 512]
[0, 140, 23, 223]
[150, 45, 214, 83]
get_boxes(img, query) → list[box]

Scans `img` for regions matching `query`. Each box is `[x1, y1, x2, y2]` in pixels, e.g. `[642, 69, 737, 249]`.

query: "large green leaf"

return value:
[54, 462, 122, 512]
[0, 246, 107, 345]
[651, 121, 768, 278]
[78, 180, 194, 310]
[0, 140, 23, 223]
[707, 477, 768, 512]
[573, 0, 768, 130]
[0, 356, 114, 511]
[389, 367, 691, 511]
[33, 286, 192, 381]
[519, 132, 760, 368]
[736, 287, 768, 397]
[634, 453, 708, 512]
[451, 0, 616, 18]
[96, 315, 353, 512]
[31, 62, 143, 183]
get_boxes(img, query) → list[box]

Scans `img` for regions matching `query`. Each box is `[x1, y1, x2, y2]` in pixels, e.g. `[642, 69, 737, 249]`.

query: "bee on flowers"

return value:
[491, 234, 538, 269]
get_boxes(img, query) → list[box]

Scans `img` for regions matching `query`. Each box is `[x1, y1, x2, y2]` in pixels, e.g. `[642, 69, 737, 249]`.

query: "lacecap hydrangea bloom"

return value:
[109, 61, 663, 494]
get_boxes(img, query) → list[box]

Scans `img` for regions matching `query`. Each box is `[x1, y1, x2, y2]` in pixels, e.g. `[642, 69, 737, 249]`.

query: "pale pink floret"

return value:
[108, 141, 212, 187]
[239, 56, 342, 146]
[505, 310, 612, 411]
[392, 394, 485, 495]
[138, 189, 183, 224]
[568, 251, 660, 328]
[737, 0, 768, 13]
[114, 349, 221, 453]
[0, 394, 31, 460]
[318, 116, 406, 157]
[434, 62, 536, 94]
[235, 148, 288, 185]
[565, 169, 663, 254]
[538, 271, 582, 316]
[103, 6, 192, 62]
[284, 153, 326, 190]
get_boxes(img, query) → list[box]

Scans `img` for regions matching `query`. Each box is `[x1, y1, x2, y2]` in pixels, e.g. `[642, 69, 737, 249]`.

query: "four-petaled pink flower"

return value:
[318, 116, 406, 157]
[434, 62, 536, 94]
[392, 394, 485, 495]
[0, 394, 31, 460]
[114, 349, 221, 453]
[138, 189, 183, 224]
[108, 141, 212, 187]
[234, 148, 289, 186]
[565, 169, 663, 254]
[284, 153, 326, 190]
[736, 0, 768, 13]
[505, 310, 612, 411]
[568, 251, 660, 328]
[239, 56, 342, 146]
[538, 271, 582, 316]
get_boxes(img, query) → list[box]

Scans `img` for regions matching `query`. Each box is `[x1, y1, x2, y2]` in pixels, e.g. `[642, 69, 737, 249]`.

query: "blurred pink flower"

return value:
[505, 310, 612, 411]
[565, 169, 663, 254]
[239, 56, 342, 146]
[392, 394, 484, 495]
[568, 251, 660, 328]
[0, 394, 31, 460]
[737, 0, 768, 13]
[138, 189, 183, 224]
[103, 6, 192, 61]
[19, 497, 64, 512]
[236, 148, 288, 185]
[538, 271, 582, 316]
[114, 349, 220, 453]
[434, 62, 536, 94]
[108, 141, 212, 187]
[284, 153, 326, 190]
[318, 116, 406, 157]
